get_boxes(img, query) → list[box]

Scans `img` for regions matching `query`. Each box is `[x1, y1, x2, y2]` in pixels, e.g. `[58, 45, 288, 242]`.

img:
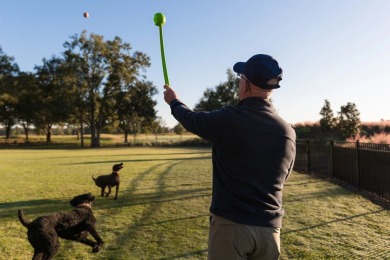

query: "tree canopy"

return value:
[319, 99, 337, 131]
[338, 102, 361, 139]
[193, 69, 239, 112]
[0, 46, 19, 139]
[0, 32, 159, 147]
[62, 31, 154, 147]
[317, 99, 361, 140]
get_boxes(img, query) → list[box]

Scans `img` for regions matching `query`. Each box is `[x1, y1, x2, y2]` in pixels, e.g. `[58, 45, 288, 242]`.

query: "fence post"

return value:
[356, 140, 360, 189]
[330, 139, 334, 177]
[306, 138, 311, 172]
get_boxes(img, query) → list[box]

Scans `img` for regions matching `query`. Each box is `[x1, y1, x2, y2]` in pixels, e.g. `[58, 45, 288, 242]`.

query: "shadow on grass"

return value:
[283, 186, 352, 203]
[95, 190, 211, 212]
[36, 150, 211, 161]
[98, 160, 210, 259]
[92, 160, 211, 211]
[6, 158, 211, 258]
[284, 208, 386, 234]
[122, 181, 212, 192]
[3, 159, 210, 213]
[105, 214, 210, 233]
[0, 198, 74, 218]
[284, 179, 331, 186]
[104, 160, 178, 257]
[64, 155, 212, 166]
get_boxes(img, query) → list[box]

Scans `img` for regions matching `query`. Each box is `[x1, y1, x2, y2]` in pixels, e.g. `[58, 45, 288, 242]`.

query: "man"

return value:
[163, 54, 296, 260]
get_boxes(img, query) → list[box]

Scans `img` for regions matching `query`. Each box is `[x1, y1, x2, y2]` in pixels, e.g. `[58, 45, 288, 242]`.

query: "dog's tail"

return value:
[18, 209, 31, 228]
[92, 175, 97, 182]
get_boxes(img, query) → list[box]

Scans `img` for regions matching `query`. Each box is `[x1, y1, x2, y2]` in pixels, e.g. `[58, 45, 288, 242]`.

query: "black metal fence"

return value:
[294, 139, 390, 202]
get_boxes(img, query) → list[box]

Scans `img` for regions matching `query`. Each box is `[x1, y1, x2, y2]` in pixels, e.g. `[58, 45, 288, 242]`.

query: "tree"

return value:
[194, 69, 239, 111]
[319, 99, 337, 131]
[173, 123, 185, 141]
[149, 117, 165, 145]
[337, 102, 361, 139]
[63, 31, 152, 147]
[34, 57, 75, 142]
[0, 47, 19, 139]
[117, 81, 158, 143]
[15, 72, 40, 141]
[61, 45, 89, 147]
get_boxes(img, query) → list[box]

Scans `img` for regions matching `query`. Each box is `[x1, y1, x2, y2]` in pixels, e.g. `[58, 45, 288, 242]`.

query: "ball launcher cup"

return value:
[154, 13, 170, 86]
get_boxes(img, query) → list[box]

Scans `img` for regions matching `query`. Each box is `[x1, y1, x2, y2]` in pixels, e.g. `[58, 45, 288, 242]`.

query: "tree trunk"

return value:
[46, 130, 51, 142]
[5, 125, 11, 139]
[89, 95, 98, 147]
[124, 130, 128, 143]
[90, 117, 99, 147]
[80, 126, 85, 147]
[91, 127, 100, 147]
[97, 129, 101, 146]
[22, 125, 29, 141]
[90, 129, 96, 146]
[79, 113, 85, 148]
[46, 125, 52, 143]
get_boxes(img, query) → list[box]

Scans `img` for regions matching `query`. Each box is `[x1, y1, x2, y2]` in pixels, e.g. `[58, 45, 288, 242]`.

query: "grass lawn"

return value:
[0, 147, 388, 259]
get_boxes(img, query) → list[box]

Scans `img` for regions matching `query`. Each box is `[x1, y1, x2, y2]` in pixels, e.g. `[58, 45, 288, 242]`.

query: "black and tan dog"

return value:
[92, 163, 123, 200]
[18, 193, 104, 260]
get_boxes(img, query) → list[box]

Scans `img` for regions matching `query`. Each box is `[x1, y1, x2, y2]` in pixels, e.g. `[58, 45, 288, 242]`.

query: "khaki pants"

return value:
[208, 214, 280, 260]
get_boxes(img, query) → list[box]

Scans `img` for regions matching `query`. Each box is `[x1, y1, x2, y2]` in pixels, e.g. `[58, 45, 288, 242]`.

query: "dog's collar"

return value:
[113, 171, 120, 175]
[77, 203, 92, 209]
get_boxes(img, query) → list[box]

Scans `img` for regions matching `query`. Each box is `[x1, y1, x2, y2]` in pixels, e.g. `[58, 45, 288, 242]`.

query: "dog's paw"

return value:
[92, 245, 99, 253]
[92, 242, 104, 253]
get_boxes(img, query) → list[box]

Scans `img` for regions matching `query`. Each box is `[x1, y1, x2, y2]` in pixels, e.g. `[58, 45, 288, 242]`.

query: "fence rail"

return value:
[294, 139, 390, 202]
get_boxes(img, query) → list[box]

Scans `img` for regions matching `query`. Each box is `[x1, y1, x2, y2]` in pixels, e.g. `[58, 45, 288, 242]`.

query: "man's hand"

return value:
[163, 85, 178, 104]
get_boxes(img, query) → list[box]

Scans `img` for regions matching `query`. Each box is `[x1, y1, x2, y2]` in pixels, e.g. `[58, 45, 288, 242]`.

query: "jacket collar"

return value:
[237, 97, 271, 107]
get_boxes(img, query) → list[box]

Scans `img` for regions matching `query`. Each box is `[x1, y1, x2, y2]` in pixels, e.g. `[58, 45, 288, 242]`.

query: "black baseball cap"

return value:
[233, 54, 283, 89]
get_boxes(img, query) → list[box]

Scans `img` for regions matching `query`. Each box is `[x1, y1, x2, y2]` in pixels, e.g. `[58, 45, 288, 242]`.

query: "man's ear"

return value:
[244, 81, 251, 93]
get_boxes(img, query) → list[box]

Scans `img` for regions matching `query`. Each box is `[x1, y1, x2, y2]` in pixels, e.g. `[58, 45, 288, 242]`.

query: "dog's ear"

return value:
[69, 196, 79, 207]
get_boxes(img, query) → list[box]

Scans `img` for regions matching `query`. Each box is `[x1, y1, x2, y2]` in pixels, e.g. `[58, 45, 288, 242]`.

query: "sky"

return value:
[1, 0, 390, 128]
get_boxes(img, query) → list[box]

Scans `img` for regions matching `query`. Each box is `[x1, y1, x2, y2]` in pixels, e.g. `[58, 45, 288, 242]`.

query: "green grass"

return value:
[0, 148, 389, 259]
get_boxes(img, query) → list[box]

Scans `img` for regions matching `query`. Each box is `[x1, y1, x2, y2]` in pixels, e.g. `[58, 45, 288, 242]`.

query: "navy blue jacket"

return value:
[169, 97, 296, 227]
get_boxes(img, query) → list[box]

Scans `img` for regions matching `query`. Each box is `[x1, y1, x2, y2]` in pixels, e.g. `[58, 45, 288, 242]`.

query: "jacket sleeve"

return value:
[169, 99, 222, 143]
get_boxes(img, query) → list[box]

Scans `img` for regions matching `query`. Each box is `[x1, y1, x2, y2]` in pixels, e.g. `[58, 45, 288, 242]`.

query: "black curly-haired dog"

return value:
[92, 163, 123, 200]
[18, 193, 104, 260]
